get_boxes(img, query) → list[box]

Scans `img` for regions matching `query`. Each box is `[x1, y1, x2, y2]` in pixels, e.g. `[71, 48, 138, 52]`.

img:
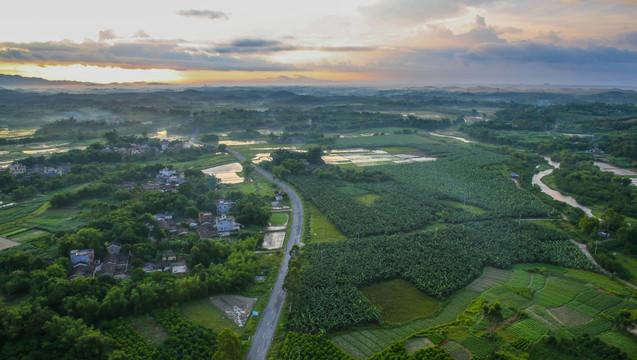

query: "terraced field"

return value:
[330, 264, 637, 359]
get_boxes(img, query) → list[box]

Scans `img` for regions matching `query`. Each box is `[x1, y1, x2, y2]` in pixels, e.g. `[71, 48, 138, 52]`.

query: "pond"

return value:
[201, 163, 243, 184]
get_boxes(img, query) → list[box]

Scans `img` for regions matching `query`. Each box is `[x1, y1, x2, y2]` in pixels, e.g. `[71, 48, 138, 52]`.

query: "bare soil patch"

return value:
[209, 295, 257, 327]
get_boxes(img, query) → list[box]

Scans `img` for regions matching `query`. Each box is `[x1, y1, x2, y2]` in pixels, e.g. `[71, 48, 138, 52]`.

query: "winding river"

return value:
[531, 157, 594, 217]
[428, 132, 596, 218]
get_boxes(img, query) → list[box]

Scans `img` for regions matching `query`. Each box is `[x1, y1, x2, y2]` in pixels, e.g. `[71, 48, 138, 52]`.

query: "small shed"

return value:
[162, 251, 178, 261]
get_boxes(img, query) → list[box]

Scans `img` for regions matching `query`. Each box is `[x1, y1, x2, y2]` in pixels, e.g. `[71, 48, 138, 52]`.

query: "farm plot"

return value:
[566, 300, 600, 317]
[208, 295, 256, 327]
[586, 293, 624, 311]
[568, 317, 612, 336]
[459, 335, 498, 357]
[528, 273, 546, 292]
[333, 289, 480, 359]
[405, 337, 434, 353]
[361, 279, 441, 325]
[508, 269, 531, 288]
[262, 231, 285, 249]
[0, 236, 20, 251]
[442, 341, 471, 360]
[466, 267, 512, 292]
[525, 305, 561, 329]
[548, 306, 592, 327]
[605, 300, 637, 316]
[500, 318, 547, 342]
[481, 285, 533, 309]
[533, 278, 579, 308]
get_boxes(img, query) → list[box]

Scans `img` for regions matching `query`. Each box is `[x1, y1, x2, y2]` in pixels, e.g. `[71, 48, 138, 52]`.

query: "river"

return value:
[532, 157, 594, 217]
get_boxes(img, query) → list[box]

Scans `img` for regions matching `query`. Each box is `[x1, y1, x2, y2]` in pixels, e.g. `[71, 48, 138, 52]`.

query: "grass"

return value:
[307, 202, 347, 243]
[337, 186, 369, 197]
[361, 279, 441, 325]
[268, 213, 288, 226]
[221, 171, 278, 198]
[441, 200, 487, 215]
[356, 193, 381, 206]
[180, 297, 240, 334]
[129, 314, 169, 346]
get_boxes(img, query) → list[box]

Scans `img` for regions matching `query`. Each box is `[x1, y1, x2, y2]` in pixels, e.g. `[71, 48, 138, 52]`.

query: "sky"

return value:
[1, 0, 636, 86]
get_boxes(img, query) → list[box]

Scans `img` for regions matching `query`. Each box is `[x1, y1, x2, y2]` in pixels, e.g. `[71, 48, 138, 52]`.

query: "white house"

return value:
[215, 214, 237, 232]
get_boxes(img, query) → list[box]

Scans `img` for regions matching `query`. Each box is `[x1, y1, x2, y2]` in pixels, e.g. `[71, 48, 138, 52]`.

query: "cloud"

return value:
[475, 15, 486, 27]
[0, 39, 297, 72]
[460, 41, 637, 64]
[133, 30, 151, 38]
[177, 9, 228, 20]
[360, 0, 497, 23]
[98, 29, 117, 41]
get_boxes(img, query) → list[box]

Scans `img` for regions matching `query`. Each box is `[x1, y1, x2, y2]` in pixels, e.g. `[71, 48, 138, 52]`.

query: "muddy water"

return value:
[532, 157, 594, 217]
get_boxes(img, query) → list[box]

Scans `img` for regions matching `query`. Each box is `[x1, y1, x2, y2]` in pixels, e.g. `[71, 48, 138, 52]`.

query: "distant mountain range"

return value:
[0, 74, 94, 87]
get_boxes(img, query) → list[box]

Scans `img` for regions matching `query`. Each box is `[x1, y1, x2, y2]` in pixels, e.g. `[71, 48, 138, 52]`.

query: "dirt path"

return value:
[570, 239, 637, 291]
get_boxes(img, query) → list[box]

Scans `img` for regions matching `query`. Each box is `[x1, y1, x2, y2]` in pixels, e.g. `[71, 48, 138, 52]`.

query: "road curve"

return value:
[226, 149, 304, 360]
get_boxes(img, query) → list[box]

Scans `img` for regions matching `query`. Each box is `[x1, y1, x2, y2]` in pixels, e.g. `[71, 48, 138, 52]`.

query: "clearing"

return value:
[361, 279, 441, 325]
[181, 298, 240, 333]
[262, 231, 285, 249]
[209, 294, 257, 327]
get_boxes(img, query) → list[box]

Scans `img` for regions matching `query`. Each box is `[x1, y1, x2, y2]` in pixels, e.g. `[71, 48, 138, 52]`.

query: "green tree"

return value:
[212, 328, 241, 360]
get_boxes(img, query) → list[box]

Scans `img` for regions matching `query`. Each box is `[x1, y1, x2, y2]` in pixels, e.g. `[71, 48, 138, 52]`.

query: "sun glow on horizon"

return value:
[0, 63, 184, 84]
[0, 62, 371, 84]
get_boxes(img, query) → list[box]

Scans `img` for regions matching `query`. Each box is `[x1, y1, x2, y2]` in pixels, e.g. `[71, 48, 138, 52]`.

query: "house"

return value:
[70, 249, 96, 266]
[215, 214, 238, 232]
[156, 168, 178, 180]
[162, 252, 177, 261]
[68, 263, 97, 279]
[171, 263, 188, 274]
[598, 231, 611, 239]
[8, 163, 26, 176]
[198, 212, 215, 224]
[274, 191, 284, 201]
[197, 223, 219, 239]
[98, 254, 130, 278]
[216, 199, 233, 215]
[106, 241, 122, 255]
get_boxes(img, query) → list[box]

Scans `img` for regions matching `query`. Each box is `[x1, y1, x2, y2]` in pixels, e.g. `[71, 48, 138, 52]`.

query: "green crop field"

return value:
[361, 279, 441, 325]
[508, 269, 531, 288]
[307, 202, 347, 243]
[500, 318, 547, 342]
[568, 317, 612, 336]
[180, 298, 239, 334]
[442, 341, 471, 360]
[404, 337, 434, 353]
[534, 279, 578, 308]
[547, 306, 592, 327]
[268, 212, 288, 226]
[459, 335, 498, 357]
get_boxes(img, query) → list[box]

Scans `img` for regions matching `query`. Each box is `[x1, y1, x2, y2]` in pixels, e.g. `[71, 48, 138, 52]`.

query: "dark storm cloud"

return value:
[177, 9, 229, 20]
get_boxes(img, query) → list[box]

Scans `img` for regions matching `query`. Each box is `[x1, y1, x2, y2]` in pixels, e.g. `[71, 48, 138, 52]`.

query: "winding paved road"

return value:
[226, 148, 304, 360]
